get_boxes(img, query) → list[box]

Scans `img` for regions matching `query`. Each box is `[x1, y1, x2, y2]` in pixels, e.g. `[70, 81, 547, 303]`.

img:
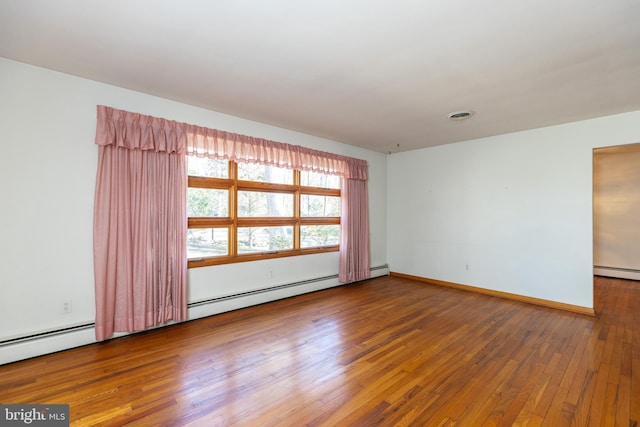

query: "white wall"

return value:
[387, 110, 640, 309]
[0, 58, 387, 364]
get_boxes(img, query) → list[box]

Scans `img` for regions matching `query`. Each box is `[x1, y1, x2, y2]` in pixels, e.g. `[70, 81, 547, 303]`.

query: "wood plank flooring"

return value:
[1, 275, 638, 426]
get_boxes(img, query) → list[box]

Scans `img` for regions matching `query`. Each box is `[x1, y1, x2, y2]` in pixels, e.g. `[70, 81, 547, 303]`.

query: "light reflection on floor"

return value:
[176, 313, 352, 425]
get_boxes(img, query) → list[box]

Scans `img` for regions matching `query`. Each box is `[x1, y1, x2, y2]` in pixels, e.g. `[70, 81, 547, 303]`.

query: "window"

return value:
[187, 157, 341, 267]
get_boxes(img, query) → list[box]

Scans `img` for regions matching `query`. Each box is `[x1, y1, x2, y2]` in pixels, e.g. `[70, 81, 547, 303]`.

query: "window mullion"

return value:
[294, 170, 301, 250]
[237, 181, 297, 193]
[188, 176, 234, 189]
[299, 186, 340, 197]
[229, 161, 238, 257]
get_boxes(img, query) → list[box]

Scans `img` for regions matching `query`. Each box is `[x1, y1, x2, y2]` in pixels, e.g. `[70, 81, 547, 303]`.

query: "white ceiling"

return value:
[1, 1, 640, 153]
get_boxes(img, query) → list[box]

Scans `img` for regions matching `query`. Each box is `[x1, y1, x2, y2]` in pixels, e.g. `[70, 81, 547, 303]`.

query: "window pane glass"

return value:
[300, 171, 340, 189]
[301, 225, 340, 248]
[300, 195, 340, 217]
[188, 188, 228, 217]
[187, 156, 228, 178]
[238, 163, 293, 184]
[238, 191, 293, 217]
[188, 228, 228, 258]
[238, 226, 293, 253]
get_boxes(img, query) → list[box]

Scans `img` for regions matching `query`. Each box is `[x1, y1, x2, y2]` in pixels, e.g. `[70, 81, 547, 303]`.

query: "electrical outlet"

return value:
[62, 299, 72, 314]
[466, 264, 470, 271]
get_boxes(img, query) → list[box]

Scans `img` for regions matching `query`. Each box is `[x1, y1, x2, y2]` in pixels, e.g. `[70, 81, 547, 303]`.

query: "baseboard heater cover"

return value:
[594, 265, 640, 273]
[191, 264, 389, 308]
[1, 265, 389, 348]
[0, 323, 95, 347]
[189, 274, 339, 308]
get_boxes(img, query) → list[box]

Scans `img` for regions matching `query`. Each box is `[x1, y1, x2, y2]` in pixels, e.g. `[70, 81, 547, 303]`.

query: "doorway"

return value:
[593, 142, 640, 281]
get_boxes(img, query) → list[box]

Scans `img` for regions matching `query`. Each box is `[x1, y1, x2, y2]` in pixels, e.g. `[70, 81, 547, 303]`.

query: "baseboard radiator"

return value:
[593, 265, 640, 280]
[0, 265, 389, 365]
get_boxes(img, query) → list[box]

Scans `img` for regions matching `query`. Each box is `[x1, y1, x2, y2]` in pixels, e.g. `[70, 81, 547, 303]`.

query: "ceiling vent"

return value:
[448, 110, 475, 121]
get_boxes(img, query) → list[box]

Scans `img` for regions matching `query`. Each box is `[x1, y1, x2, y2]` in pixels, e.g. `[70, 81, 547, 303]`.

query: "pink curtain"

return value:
[93, 106, 188, 341]
[339, 167, 371, 283]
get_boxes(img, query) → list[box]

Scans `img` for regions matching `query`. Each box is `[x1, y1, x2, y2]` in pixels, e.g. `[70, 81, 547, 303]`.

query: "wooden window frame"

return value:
[188, 160, 340, 268]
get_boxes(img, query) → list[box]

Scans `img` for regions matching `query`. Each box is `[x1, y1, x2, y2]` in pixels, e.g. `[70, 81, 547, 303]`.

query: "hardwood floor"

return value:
[1, 275, 638, 426]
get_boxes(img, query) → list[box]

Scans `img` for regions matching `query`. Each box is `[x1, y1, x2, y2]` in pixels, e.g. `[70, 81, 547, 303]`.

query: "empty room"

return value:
[1, 1, 640, 426]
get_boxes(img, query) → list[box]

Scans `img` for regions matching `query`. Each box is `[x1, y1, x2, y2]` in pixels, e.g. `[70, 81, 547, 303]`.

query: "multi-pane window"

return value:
[187, 157, 341, 267]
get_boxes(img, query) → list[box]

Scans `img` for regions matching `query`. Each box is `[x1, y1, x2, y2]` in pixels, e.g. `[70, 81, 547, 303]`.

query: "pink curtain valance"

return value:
[96, 105, 367, 180]
[189, 132, 368, 180]
[96, 105, 188, 154]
